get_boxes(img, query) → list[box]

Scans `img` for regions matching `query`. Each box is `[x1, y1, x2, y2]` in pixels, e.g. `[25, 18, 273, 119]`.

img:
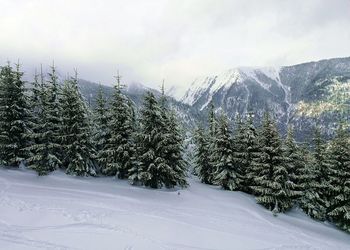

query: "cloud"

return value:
[1, 0, 349, 95]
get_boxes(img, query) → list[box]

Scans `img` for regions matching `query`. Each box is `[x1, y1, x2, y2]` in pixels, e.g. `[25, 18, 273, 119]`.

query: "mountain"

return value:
[178, 57, 350, 140]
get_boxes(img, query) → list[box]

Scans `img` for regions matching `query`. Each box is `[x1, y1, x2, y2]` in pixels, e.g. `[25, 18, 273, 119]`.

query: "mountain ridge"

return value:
[175, 56, 350, 140]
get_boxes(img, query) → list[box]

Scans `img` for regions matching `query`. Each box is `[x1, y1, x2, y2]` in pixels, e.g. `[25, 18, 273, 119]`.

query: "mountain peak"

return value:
[181, 66, 281, 106]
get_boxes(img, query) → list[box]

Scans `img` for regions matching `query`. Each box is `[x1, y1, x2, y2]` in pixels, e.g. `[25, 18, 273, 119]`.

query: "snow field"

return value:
[0, 168, 349, 250]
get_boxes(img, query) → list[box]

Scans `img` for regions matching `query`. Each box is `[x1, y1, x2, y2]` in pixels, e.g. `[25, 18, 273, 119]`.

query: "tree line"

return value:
[193, 101, 350, 233]
[0, 63, 187, 188]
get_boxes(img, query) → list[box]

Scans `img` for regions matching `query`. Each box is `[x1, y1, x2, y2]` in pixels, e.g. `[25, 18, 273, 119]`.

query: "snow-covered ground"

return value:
[0, 168, 349, 250]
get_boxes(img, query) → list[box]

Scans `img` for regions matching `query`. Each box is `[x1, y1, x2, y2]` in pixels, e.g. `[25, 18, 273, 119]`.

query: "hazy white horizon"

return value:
[1, 0, 350, 94]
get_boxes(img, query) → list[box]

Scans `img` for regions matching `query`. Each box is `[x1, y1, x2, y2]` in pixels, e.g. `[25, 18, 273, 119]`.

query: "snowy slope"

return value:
[0, 168, 349, 250]
[181, 67, 282, 107]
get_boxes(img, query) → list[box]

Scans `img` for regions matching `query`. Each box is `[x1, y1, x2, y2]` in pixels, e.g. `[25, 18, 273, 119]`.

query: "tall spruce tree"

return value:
[327, 123, 350, 232]
[94, 84, 110, 174]
[212, 114, 239, 190]
[27, 66, 63, 175]
[234, 112, 259, 192]
[45, 65, 63, 164]
[100, 74, 135, 179]
[26, 69, 42, 148]
[194, 126, 212, 184]
[231, 115, 245, 190]
[159, 89, 188, 188]
[250, 111, 294, 214]
[205, 101, 217, 184]
[299, 143, 327, 220]
[283, 126, 305, 201]
[0, 63, 30, 166]
[313, 126, 332, 205]
[299, 126, 331, 220]
[60, 72, 96, 176]
[129, 91, 185, 188]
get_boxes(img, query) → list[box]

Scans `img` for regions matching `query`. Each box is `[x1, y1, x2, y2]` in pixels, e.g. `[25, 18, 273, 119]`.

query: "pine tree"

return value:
[159, 85, 187, 187]
[60, 72, 96, 176]
[250, 111, 294, 214]
[159, 92, 188, 188]
[299, 126, 330, 220]
[26, 69, 42, 148]
[231, 115, 245, 190]
[327, 123, 350, 232]
[299, 143, 327, 220]
[234, 112, 259, 192]
[129, 91, 184, 188]
[27, 66, 63, 175]
[193, 126, 212, 184]
[0, 63, 30, 166]
[45, 65, 63, 164]
[283, 126, 305, 200]
[212, 114, 239, 190]
[313, 126, 332, 205]
[93, 84, 110, 174]
[205, 101, 217, 184]
[100, 74, 135, 179]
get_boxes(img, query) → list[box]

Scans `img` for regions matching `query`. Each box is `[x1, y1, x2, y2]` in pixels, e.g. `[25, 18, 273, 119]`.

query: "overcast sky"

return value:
[1, 0, 350, 93]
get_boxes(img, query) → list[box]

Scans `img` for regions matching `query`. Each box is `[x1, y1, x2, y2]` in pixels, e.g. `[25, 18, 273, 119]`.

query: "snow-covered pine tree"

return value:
[129, 91, 181, 188]
[234, 112, 260, 193]
[159, 93, 188, 188]
[127, 95, 142, 185]
[0, 63, 30, 166]
[101, 74, 135, 179]
[212, 114, 239, 191]
[27, 66, 63, 175]
[205, 101, 218, 185]
[313, 126, 333, 204]
[299, 141, 327, 221]
[299, 126, 330, 220]
[93, 84, 110, 174]
[231, 114, 246, 190]
[250, 111, 294, 214]
[283, 126, 305, 202]
[158, 85, 187, 187]
[26, 69, 42, 148]
[60, 71, 96, 176]
[193, 126, 212, 184]
[45, 64, 63, 165]
[327, 123, 350, 232]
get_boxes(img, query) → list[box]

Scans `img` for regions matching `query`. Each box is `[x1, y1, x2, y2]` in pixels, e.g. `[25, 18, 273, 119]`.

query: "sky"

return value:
[1, 0, 350, 96]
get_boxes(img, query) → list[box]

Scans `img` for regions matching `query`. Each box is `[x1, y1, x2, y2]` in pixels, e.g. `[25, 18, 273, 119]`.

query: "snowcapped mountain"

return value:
[177, 57, 350, 140]
[182, 67, 283, 108]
